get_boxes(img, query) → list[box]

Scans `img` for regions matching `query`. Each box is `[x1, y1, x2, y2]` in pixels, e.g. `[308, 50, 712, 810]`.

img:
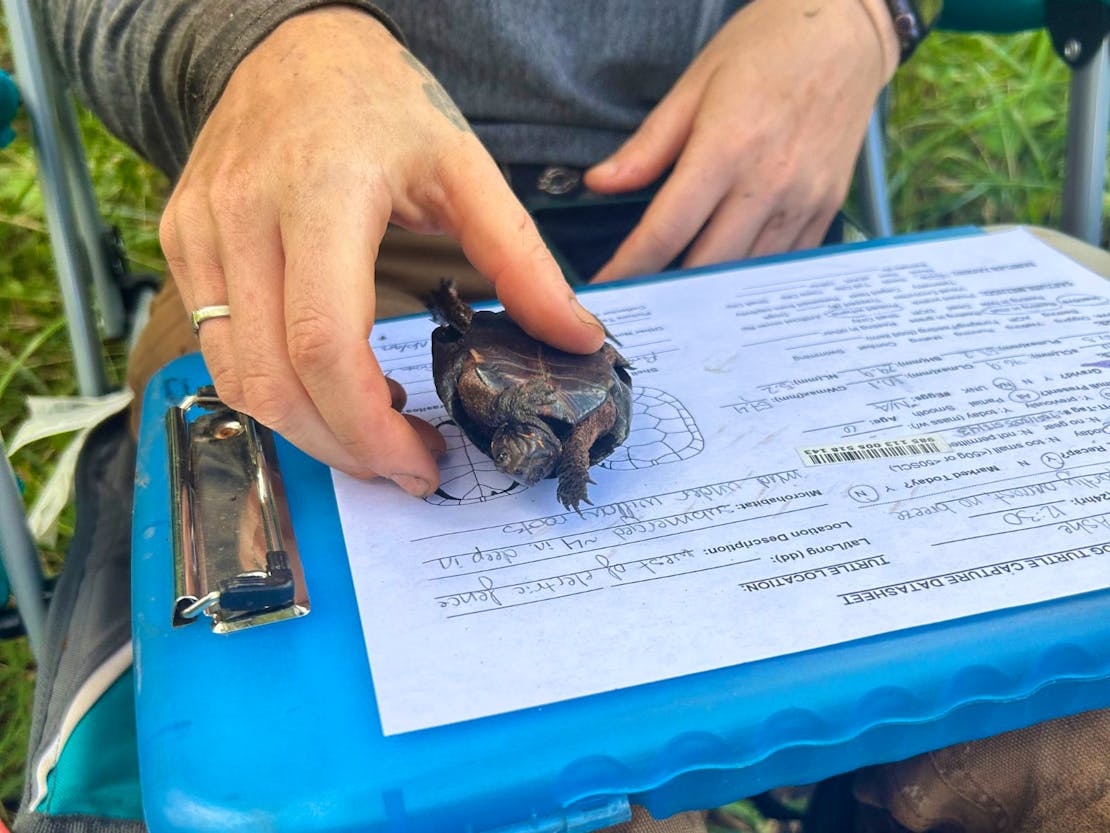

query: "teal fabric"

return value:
[38, 667, 142, 820]
[0, 69, 18, 148]
[1, 563, 10, 609]
[939, 0, 1045, 32]
[940, 0, 1110, 33]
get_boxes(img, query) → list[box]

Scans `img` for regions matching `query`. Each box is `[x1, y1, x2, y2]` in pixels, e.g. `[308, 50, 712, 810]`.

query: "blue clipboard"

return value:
[131, 231, 1110, 833]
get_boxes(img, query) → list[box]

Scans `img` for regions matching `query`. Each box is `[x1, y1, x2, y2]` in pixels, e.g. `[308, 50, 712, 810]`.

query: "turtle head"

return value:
[490, 421, 559, 485]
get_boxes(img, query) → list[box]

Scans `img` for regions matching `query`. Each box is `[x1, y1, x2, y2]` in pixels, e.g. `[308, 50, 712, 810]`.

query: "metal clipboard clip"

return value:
[168, 386, 309, 633]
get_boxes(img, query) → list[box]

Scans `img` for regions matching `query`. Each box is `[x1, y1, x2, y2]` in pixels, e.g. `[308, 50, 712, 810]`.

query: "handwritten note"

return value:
[332, 229, 1110, 735]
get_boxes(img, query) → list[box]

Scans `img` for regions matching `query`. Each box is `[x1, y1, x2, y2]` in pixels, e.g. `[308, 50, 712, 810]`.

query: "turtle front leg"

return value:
[556, 399, 617, 512]
[455, 367, 555, 428]
[492, 376, 557, 426]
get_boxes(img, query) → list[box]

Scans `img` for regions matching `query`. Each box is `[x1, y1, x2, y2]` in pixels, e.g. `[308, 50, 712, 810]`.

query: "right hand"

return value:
[159, 8, 605, 496]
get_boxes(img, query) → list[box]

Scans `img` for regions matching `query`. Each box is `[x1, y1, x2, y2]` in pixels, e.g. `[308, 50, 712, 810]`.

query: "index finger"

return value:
[439, 158, 606, 355]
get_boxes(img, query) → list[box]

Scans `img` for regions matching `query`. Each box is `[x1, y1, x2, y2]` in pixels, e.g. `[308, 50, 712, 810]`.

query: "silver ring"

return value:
[190, 304, 231, 335]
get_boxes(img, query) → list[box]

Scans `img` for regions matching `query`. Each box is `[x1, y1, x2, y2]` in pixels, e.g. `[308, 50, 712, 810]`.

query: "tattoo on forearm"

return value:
[401, 51, 471, 133]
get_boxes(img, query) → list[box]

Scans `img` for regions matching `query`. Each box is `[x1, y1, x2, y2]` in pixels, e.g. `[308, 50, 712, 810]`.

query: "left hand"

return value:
[585, 0, 900, 281]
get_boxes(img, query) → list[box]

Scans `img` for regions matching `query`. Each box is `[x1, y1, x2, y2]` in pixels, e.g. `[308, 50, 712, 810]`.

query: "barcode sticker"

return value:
[798, 435, 949, 466]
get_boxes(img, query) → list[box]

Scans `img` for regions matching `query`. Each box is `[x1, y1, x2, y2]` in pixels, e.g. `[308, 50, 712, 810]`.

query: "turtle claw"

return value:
[565, 499, 590, 517]
[558, 493, 584, 514]
[557, 472, 593, 514]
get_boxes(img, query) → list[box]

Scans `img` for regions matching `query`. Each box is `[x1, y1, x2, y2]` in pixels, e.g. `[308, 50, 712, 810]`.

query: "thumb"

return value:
[584, 82, 699, 194]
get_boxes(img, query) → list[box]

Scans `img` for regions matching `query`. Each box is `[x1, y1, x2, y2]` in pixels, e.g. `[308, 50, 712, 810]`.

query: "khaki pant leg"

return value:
[372, 226, 495, 318]
[614, 807, 708, 833]
[853, 709, 1110, 833]
[125, 274, 195, 436]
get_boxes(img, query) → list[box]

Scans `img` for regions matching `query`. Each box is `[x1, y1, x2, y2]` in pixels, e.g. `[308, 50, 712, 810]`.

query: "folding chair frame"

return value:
[1, 0, 135, 659]
[859, 13, 1110, 243]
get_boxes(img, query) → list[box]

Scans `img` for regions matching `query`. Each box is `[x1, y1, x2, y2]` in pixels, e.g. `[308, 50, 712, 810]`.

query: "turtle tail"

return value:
[427, 278, 474, 332]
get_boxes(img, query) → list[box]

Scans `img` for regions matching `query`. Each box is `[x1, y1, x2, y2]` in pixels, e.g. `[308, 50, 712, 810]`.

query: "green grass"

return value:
[885, 32, 1105, 233]
[1, 23, 1108, 827]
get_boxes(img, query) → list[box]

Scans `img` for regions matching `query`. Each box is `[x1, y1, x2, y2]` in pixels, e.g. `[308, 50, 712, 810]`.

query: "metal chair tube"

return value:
[55, 78, 127, 339]
[857, 106, 896, 239]
[1, 0, 110, 396]
[1062, 35, 1109, 245]
[0, 443, 46, 658]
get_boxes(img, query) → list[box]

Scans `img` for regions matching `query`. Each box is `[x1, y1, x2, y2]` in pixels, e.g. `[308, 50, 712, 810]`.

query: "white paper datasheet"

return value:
[332, 229, 1110, 735]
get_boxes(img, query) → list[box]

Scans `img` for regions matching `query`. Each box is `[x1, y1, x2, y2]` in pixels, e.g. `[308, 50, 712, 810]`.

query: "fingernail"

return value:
[392, 473, 431, 498]
[590, 159, 619, 178]
[569, 295, 605, 334]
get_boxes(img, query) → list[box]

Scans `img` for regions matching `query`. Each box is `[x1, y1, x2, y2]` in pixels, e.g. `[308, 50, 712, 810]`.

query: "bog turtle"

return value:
[428, 280, 632, 510]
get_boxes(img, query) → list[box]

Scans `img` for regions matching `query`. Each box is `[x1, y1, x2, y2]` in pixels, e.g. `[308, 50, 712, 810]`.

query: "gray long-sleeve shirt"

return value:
[32, 1, 741, 179]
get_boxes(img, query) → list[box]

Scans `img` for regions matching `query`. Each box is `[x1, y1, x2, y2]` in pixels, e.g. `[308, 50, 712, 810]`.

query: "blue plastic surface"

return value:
[133, 236, 1110, 833]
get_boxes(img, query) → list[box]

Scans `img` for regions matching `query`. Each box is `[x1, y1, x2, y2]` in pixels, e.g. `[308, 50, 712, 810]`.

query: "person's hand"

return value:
[158, 8, 605, 496]
[585, 0, 900, 282]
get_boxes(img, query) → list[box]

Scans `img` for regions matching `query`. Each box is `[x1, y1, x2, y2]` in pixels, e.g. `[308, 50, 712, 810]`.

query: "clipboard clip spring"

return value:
[168, 386, 310, 633]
